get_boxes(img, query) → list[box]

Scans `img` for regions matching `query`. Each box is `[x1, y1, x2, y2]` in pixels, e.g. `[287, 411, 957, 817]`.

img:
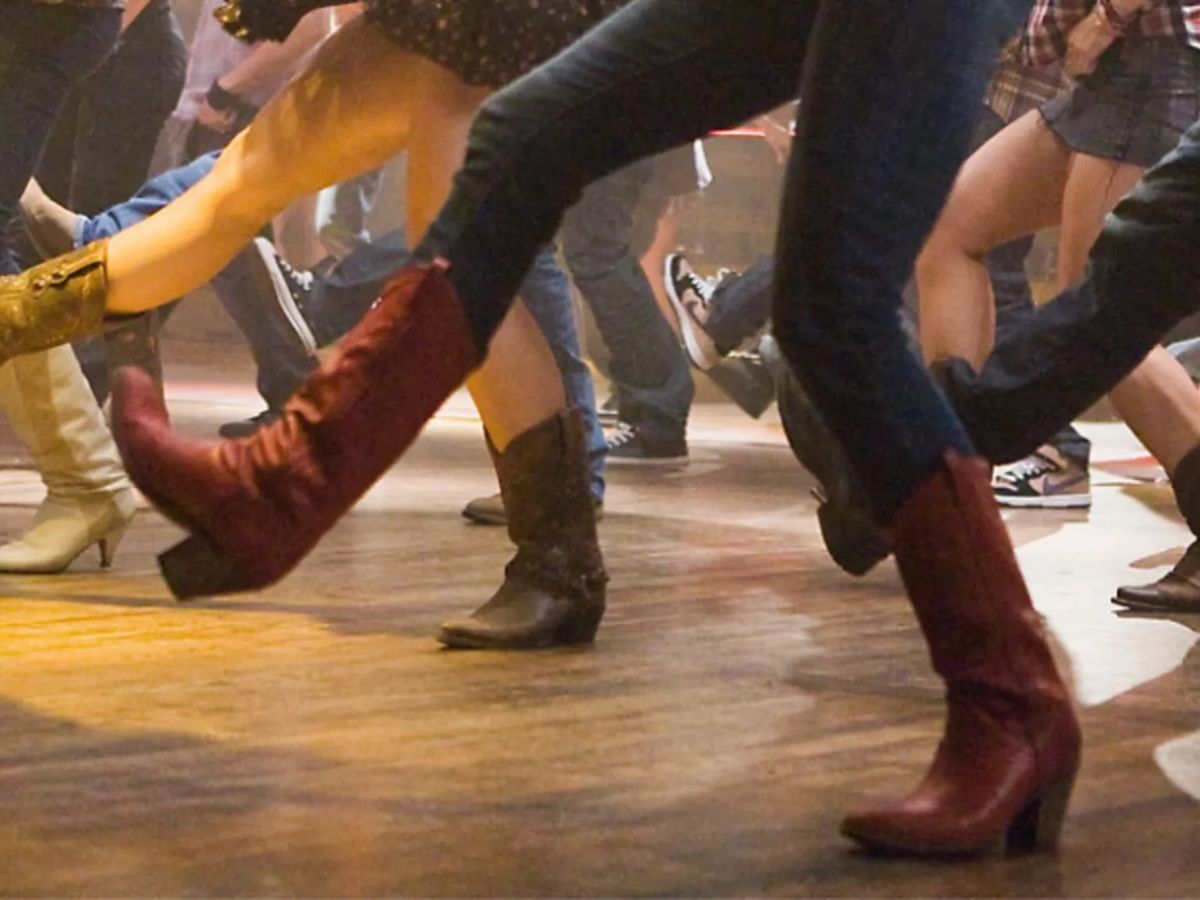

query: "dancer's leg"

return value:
[1056, 152, 1143, 288]
[1055, 152, 1200, 473]
[103, 17, 427, 313]
[942, 121, 1200, 463]
[774, 0, 1077, 855]
[418, 0, 810, 345]
[0, 6, 121, 273]
[113, 0, 811, 600]
[391, 53, 567, 448]
[916, 110, 1069, 369]
[1108, 347, 1200, 473]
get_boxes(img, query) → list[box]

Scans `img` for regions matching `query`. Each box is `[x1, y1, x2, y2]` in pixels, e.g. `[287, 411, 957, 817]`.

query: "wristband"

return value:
[206, 80, 258, 119]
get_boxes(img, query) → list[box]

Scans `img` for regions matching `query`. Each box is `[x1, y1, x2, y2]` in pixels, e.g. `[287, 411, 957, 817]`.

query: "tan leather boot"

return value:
[0, 346, 136, 572]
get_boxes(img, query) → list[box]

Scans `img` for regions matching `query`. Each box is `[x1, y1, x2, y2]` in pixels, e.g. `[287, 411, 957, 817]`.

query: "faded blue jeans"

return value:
[419, 0, 1027, 521]
[561, 159, 693, 442]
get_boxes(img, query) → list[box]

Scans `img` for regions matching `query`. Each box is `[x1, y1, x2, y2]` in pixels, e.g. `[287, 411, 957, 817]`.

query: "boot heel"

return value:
[158, 533, 253, 601]
[1006, 773, 1076, 854]
[555, 604, 605, 644]
[97, 524, 128, 568]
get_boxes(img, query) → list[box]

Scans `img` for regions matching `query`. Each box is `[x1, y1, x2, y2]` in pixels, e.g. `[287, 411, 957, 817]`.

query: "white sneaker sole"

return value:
[994, 492, 1092, 509]
[605, 454, 689, 468]
[253, 238, 319, 355]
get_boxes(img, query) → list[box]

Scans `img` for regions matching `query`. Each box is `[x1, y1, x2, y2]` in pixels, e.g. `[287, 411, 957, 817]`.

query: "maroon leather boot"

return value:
[113, 262, 479, 599]
[841, 451, 1081, 856]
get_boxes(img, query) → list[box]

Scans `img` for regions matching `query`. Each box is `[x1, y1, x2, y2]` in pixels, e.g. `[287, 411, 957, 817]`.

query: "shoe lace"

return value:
[606, 421, 637, 450]
[680, 269, 715, 308]
[276, 255, 315, 296]
[993, 453, 1054, 487]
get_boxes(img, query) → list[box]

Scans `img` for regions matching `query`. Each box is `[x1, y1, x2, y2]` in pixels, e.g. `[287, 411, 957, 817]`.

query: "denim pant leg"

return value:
[772, 0, 1027, 522]
[62, 0, 188, 217]
[518, 248, 606, 503]
[304, 229, 411, 346]
[417, 0, 811, 350]
[561, 161, 693, 440]
[706, 257, 774, 354]
[209, 245, 319, 410]
[321, 167, 386, 256]
[0, 6, 121, 274]
[942, 118, 1200, 464]
[76, 152, 221, 245]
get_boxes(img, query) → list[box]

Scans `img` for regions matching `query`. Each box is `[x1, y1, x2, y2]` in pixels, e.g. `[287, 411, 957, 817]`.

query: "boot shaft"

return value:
[493, 409, 605, 596]
[0, 345, 130, 498]
[888, 452, 1071, 718]
[0, 241, 109, 362]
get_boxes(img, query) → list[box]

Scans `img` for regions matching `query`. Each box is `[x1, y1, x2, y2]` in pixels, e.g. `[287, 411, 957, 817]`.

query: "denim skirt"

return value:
[1040, 37, 1200, 167]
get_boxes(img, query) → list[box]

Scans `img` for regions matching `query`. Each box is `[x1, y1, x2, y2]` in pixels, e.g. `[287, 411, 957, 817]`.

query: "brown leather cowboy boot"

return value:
[1114, 443, 1200, 612]
[841, 451, 1081, 856]
[112, 261, 480, 599]
[439, 410, 607, 649]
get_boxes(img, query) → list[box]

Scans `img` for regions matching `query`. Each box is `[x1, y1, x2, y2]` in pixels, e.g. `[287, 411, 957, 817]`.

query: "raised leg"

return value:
[773, 0, 1077, 855]
[103, 17, 428, 314]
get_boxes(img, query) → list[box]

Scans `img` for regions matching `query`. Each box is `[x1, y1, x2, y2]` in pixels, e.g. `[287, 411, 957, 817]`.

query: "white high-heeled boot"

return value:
[0, 346, 137, 572]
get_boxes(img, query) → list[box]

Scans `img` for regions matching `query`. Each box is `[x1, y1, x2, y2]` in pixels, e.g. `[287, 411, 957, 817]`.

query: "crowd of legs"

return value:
[4, 0, 1200, 866]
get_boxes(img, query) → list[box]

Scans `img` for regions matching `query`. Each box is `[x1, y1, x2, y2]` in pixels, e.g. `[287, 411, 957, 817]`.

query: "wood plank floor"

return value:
[0, 358, 1197, 896]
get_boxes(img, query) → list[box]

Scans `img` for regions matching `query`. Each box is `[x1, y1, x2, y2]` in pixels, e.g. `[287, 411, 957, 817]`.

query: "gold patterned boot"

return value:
[0, 241, 110, 365]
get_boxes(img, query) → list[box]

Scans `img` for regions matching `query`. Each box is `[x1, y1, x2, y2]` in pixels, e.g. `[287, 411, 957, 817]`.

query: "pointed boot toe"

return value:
[115, 264, 481, 600]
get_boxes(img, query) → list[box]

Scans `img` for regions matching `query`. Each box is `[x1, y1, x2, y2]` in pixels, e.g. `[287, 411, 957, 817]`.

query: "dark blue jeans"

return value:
[0, 3, 121, 274]
[561, 159, 693, 441]
[419, 0, 1025, 521]
[706, 257, 774, 355]
[940, 116, 1200, 464]
[75, 155, 607, 501]
[36, 0, 187, 218]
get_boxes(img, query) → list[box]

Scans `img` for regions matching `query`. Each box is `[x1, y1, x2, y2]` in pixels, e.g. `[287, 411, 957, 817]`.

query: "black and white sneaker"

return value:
[250, 237, 319, 355]
[992, 445, 1091, 508]
[663, 252, 721, 370]
[605, 421, 688, 466]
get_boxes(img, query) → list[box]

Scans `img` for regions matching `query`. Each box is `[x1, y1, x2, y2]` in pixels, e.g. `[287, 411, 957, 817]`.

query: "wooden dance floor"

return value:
[1, 353, 1198, 896]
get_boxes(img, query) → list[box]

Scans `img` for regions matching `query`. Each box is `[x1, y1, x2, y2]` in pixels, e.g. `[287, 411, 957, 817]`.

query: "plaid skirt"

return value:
[1041, 37, 1200, 167]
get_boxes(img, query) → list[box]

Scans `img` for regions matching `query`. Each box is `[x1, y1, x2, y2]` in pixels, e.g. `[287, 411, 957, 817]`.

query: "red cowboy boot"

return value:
[112, 262, 480, 599]
[841, 451, 1081, 856]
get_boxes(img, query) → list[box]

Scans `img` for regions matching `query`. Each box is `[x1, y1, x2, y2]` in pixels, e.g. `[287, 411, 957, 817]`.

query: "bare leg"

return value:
[105, 18, 427, 313]
[1055, 153, 1143, 288]
[1056, 154, 1200, 474]
[399, 57, 566, 450]
[916, 111, 1069, 368]
[1110, 347, 1200, 474]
